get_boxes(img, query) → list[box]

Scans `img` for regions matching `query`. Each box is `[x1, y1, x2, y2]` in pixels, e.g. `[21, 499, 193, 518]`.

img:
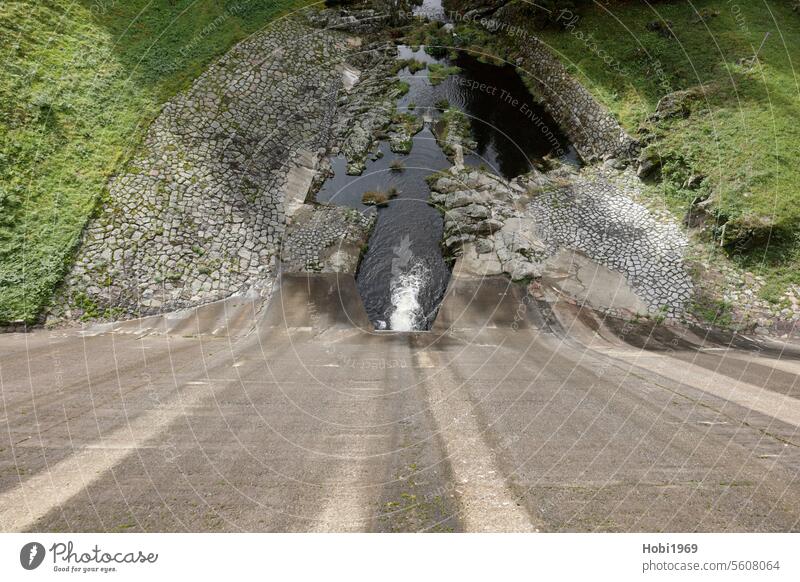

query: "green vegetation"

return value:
[394, 79, 411, 96]
[404, 20, 452, 57]
[441, 1, 800, 304]
[389, 110, 424, 153]
[407, 59, 427, 74]
[424, 170, 449, 188]
[404, 19, 505, 65]
[392, 57, 426, 75]
[0, 0, 311, 323]
[427, 62, 461, 85]
[435, 108, 475, 157]
[389, 159, 406, 172]
[530, 2, 800, 301]
[691, 295, 735, 328]
[392, 111, 423, 133]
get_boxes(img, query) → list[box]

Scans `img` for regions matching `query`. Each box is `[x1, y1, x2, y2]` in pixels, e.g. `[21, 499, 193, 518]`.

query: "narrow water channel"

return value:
[316, 32, 575, 331]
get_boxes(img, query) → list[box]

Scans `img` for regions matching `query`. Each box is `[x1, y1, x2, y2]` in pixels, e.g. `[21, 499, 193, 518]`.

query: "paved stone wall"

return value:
[431, 164, 692, 317]
[281, 205, 375, 274]
[50, 19, 354, 321]
[528, 165, 693, 317]
[516, 39, 639, 164]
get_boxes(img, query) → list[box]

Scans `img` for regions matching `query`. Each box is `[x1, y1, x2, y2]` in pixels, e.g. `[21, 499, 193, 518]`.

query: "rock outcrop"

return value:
[330, 42, 398, 175]
[429, 169, 548, 281]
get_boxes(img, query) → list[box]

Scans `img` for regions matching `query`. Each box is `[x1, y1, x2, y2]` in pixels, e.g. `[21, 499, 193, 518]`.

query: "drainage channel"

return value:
[316, 35, 575, 331]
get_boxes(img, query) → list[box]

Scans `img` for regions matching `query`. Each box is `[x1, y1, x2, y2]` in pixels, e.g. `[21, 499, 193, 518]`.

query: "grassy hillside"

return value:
[530, 1, 800, 303]
[0, 0, 312, 324]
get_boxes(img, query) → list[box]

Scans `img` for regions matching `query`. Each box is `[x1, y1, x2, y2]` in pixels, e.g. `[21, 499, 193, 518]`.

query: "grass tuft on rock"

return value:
[434, 98, 450, 111]
[362, 187, 399, 207]
[427, 63, 461, 85]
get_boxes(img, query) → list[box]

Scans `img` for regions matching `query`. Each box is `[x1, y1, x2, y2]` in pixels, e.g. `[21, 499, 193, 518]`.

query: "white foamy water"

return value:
[389, 263, 429, 331]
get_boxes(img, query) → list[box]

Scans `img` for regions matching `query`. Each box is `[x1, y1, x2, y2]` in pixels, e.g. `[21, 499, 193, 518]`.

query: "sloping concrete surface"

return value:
[2, 274, 800, 532]
[541, 249, 650, 315]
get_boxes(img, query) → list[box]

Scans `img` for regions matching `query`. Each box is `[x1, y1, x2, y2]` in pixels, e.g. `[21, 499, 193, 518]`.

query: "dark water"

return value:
[396, 46, 578, 178]
[316, 129, 452, 331]
[315, 43, 577, 330]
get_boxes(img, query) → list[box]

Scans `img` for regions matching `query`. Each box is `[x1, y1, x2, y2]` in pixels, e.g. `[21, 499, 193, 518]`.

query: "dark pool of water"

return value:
[396, 46, 578, 179]
[315, 41, 577, 331]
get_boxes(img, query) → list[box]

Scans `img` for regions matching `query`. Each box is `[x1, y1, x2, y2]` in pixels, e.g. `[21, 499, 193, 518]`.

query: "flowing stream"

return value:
[316, 32, 575, 330]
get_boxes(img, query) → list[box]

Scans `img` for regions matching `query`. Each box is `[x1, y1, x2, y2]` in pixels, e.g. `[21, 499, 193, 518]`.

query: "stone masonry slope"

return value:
[50, 18, 349, 321]
[529, 165, 693, 317]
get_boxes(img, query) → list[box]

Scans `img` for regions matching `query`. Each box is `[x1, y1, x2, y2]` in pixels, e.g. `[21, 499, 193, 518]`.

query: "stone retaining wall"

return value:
[446, 0, 639, 163]
[281, 205, 375, 274]
[528, 166, 693, 317]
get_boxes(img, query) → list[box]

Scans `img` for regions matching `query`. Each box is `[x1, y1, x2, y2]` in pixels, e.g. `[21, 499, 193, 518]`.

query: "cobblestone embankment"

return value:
[515, 38, 639, 164]
[430, 163, 693, 317]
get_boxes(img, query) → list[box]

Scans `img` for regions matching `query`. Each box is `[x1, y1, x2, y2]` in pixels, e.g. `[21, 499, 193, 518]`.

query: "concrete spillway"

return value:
[260, 271, 549, 335]
[3, 271, 800, 532]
